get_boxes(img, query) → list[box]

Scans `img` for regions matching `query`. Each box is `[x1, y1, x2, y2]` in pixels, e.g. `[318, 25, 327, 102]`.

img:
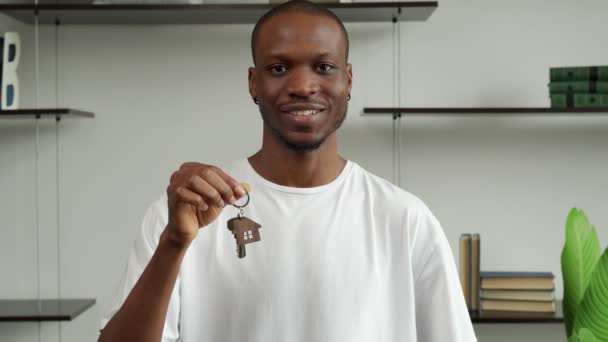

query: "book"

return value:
[460, 234, 472, 310]
[549, 81, 608, 94]
[471, 234, 480, 312]
[550, 66, 608, 82]
[480, 299, 556, 313]
[480, 289, 555, 302]
[550, 93, 608, 108]
[574, 94, 608, 107]
[477, 309, 558, 319]
[480, 271, 555, 290]
[551, 93, 572, 108]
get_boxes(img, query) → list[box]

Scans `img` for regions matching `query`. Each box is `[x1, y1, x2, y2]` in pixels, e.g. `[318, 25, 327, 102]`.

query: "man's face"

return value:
[248, 12, 352, 152]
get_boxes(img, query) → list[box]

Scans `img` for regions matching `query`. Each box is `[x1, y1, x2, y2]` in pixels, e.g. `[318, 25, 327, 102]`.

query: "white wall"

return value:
[1, 0, 607, 340]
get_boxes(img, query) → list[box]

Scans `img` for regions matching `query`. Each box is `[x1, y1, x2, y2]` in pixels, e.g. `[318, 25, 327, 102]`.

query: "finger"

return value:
[199, 169, 238, 205]
[175, 186, 209, 211]
[189, 174, 226, 208]
[241, 183, 250, 193]
[214, 168, 247, 199]
[179, 162, 205, 171]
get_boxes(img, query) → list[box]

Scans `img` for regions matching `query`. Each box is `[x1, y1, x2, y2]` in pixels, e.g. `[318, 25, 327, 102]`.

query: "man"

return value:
[98, 1, 476, 341]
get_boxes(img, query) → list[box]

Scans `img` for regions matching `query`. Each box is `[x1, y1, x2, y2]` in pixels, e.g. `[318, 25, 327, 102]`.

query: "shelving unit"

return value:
[0, 1, 437, 24]
[0, 106, 96, 323]
[0, 299, 96, 322]
[0, 2, 98, 324]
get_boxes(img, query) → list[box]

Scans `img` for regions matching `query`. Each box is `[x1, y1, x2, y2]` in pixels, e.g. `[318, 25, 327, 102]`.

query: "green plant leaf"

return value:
[579, 328, 598, 342]
[573, 248, 608, 341]
[562, 208, 602, 336]
[570, 328, 599, 342]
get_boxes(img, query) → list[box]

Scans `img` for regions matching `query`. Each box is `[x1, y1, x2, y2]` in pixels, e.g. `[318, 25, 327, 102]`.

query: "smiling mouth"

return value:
[286, 109, 323, 116]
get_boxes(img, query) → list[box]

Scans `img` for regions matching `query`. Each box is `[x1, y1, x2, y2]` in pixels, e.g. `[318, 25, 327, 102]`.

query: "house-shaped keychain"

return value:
[227, 216, 262, 258]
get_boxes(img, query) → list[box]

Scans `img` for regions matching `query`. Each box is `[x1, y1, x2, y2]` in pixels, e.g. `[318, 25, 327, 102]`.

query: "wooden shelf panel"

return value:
[363, 107, 608, 116]
[0, 299, 96, 322]
[0, 108, 94, 119]
[0, 2, 437, 25]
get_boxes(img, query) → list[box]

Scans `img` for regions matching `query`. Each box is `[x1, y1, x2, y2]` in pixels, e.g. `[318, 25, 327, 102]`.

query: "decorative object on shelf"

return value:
[0, 31, 20, 110]
[549, 65, 608, 109]
[459, 234, 558, 319]
[459, 233, 480, 312]
[459, 234, 472, 309]
[457, 233, 562, 324]
[470, 301, 563, 323]
[471, 234, 480, 312]
[481, 289, 555, 302]
[480, 299, 555, 313]
[561, 208, 608, 342]
[478, 271, 556, 315]
[480, 271, 555, 290]
[551, 66, 608, 82]
[551, 93, 608, 109]
[549, 81, 608, 94]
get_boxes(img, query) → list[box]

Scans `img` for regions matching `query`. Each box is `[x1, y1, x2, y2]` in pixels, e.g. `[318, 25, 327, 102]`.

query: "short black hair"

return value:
[250, 0, 350, 65]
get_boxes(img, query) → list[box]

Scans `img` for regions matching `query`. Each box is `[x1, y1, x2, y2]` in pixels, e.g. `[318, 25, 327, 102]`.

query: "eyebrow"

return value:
[266, 51, 337, 61]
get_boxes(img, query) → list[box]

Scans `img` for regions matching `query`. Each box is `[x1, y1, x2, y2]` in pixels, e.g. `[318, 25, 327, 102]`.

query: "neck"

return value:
[248, 132, 346, 188]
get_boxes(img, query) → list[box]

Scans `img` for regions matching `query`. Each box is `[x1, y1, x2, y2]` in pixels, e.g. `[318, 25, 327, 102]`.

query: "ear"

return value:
[346, 63, 353, 96]
[248, 67, 256, 99]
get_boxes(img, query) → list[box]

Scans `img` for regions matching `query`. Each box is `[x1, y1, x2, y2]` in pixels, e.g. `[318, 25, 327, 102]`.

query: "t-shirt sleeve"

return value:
[409, 205, 477, 342]
[99, 196, 181, 342]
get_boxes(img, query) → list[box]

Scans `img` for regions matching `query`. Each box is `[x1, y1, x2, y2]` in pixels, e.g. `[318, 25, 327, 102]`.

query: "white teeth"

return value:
[288, 109, 320, 116]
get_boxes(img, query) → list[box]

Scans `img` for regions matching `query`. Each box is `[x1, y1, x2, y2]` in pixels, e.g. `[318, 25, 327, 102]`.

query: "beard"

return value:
[259, 103, 348, 152]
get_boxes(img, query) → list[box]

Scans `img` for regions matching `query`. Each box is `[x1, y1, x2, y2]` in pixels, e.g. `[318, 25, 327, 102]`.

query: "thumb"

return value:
[241, 183, 250, 193]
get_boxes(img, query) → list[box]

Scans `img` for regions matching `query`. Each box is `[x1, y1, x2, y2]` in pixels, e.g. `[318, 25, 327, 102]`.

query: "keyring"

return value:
[232, 189, 250, 208]
[231, 189, 250, 218]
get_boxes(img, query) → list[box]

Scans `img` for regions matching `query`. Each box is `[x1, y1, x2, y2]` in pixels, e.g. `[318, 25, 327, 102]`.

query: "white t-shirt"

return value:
[101, 158, 477, 342]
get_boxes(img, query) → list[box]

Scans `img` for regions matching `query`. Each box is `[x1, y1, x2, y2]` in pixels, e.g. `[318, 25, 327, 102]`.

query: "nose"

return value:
[286, 66, 320, 98]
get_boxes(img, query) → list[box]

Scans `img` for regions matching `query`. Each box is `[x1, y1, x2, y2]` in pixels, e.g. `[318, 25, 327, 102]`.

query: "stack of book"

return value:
[479, 271, 556, 315]
[549, 65, 608, 108]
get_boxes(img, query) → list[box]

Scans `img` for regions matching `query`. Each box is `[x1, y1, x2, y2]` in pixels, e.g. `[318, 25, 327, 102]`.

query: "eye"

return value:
[318, 63, 336, 73]
[269, 65, 288, 74]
